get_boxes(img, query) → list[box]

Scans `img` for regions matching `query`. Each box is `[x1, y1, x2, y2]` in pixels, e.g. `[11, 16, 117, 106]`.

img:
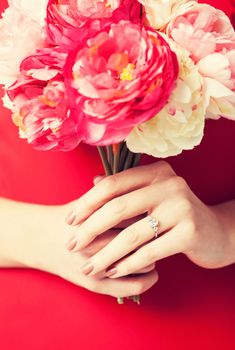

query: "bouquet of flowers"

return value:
[0, 0, 234, 303]
[1, 0, 235, 162]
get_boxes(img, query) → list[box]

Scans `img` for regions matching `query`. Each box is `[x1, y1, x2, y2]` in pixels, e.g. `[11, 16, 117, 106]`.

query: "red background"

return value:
[0, 1, 235, 349]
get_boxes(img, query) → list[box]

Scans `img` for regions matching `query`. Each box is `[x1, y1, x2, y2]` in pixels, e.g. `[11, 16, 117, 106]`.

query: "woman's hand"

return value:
[0, 198, 158, 298]
[24, 203, 158, 298]
[65, 161, 235, 280]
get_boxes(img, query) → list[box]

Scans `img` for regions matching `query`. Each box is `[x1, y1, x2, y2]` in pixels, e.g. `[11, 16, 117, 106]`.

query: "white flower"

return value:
[8, 0, 47, 24]
[2, 93, 14, 110]
[138, 0, 198, 30]
[203, 77, 235, 121]
[197, 51, 235, 121]
[0, 0, 47, 88]
[126, 43, 208, 158]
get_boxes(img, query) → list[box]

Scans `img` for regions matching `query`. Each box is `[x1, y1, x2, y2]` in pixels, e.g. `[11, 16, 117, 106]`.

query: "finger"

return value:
[93, 175, 105, 185]
[128, 263, 156, 275]
[98, 264, 156, 278]
[66, 161, 175, 226]
[88, 263, 156, 280]
[114, 215, 145, 230]
[79, 215, 161, 276]
[77, 229, 119, 257]
[92, 270, 159, 298]
[107, 224, 188, 278]
[66, 181, 174, 252]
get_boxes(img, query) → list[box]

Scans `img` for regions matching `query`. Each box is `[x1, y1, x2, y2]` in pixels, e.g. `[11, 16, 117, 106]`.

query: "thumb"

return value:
[93, 175, 105, 185]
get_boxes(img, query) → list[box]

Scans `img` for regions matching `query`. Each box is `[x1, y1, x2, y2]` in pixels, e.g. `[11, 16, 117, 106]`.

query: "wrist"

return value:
[0, 199, 46, 267]
[209, 201, 235, 265]
[23, 203, 70, 271]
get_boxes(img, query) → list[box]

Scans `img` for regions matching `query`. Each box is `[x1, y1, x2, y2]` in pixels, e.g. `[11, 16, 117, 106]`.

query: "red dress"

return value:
[0, 1, 235, 349]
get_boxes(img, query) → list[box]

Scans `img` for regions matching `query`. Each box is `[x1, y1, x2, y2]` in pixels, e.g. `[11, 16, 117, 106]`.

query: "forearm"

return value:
[211, 200, 235, 264]
[0, 197, 65, 268]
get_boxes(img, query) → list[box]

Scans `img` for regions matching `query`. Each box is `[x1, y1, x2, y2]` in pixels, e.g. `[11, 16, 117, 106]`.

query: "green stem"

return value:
[98, 144, 142, 306]
[131, 295, 141, 305]
[117, 297, 124, 305]
[132, 153, 142, 168]
[124, 149, 135, 170]
[107, 146, 114, 171]
[119, 142, 128, 172]
[113, 144, 121, 174]
[97, 146, 112, 176]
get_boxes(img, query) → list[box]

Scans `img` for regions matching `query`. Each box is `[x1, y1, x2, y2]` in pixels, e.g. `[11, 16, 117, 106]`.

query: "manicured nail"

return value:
[82, 262, 94, 275]
[106, 268, 117, 277]
[65, 211, 76, 225]
[65, 237, 77, 250]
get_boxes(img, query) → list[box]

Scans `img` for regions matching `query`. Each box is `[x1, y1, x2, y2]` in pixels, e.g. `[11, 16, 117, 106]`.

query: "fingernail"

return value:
[65, 211, 76, 225]
[82, 262, 94, 275]
[106, 267, 117, 277]
[65, 237, 77, 250]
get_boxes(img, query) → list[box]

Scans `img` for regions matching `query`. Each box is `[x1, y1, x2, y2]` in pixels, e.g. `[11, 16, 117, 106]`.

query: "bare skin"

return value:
[65, 161, 235, 279]
[0, 198, 158, 298]
[0, 161, 234, 298]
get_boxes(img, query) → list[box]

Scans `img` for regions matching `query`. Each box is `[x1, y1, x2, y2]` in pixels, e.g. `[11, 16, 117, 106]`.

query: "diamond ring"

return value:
[147, 215, 159, 238]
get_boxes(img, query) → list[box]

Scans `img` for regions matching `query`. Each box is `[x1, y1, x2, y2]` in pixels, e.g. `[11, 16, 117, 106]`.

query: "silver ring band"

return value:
[147, 215, 159, 238]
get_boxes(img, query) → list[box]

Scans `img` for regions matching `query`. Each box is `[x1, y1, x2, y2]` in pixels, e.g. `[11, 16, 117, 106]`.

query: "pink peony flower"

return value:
[46, 0, 141, 49]
[167, 3, 235, 120]
[0, 0, 48, 88]
[7, 48, 80, 151]
[64, 21, 179, 146]
[197, 38, 235, 91]
[197, 36, 235, 120]
[167, 3, 234, 62]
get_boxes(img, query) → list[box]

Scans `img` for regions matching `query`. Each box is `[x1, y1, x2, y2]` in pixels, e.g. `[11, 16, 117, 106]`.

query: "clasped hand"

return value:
[65, 161, 232, 287]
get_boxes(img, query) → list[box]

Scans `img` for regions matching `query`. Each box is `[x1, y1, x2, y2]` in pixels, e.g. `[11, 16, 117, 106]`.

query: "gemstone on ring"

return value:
[147, 215, 159, 237]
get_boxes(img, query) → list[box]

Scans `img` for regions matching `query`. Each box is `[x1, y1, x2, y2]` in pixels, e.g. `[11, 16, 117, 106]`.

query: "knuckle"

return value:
[146, 247, 157, 263]
[178, 198, 194, 216]
[175, 176, 188, 191]
[132, 280, 146, 295]
[106, 197, 127, 218]
[78, 195, 90, 209]
[139, 264, 155, 273]
[123, 260, 136, 275]
[138, 247, 156, 264]
[156, 161, 175, 174]
[125, 227, 141, 246]
[147, 263, 156, 271]
[166, 176, 188, 193]
[148, 161, 177, 185]
[156, 160, 171, 171]
[102, 174, 120, 196]
[81, 242, 99, 256]
[138, 282, 147, 295]
[127, 271, 159, 297]
[150, 161, 173, 180]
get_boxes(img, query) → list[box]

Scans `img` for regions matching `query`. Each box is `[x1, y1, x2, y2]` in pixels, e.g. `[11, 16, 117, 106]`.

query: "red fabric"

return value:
[0, 1, 235, 349]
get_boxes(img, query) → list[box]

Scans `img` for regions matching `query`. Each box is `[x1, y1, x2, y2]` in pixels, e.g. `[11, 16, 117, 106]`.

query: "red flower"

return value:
[46, 0, 142, 49]
[64, 21, 179, 146]
[7, 48, 80, 151]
